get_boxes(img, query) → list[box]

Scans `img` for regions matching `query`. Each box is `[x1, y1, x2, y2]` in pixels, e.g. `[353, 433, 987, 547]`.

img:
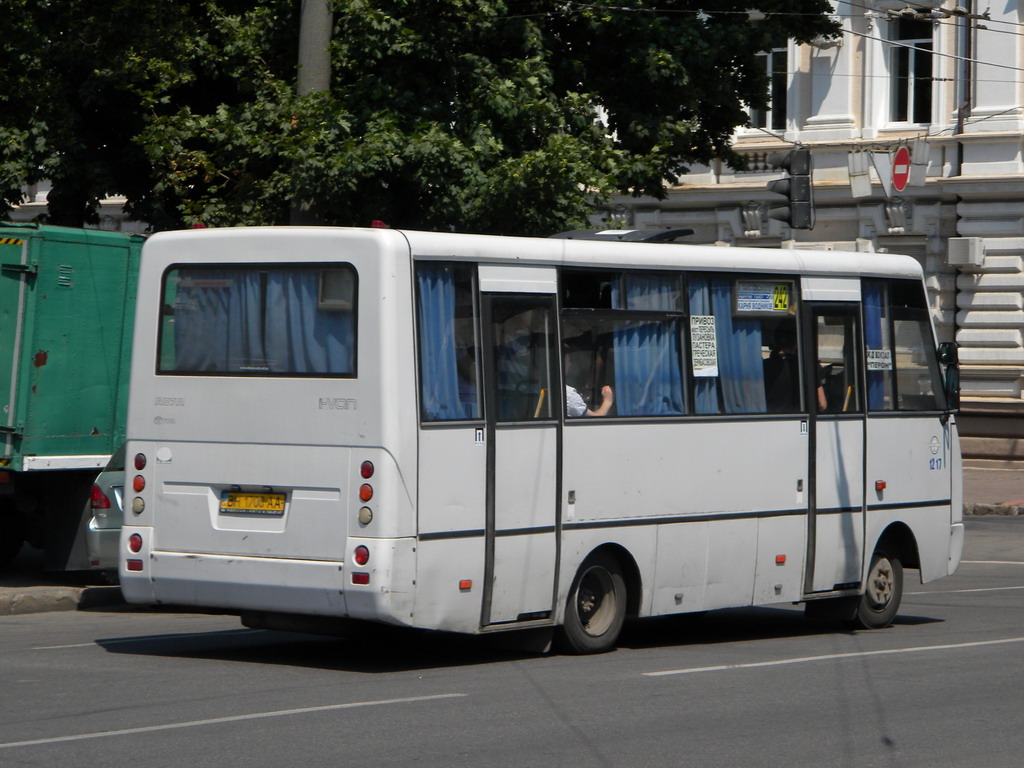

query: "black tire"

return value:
[851, 548, 903, 629]
[558, 551, 627, 654]
[0, 507, 25, 571]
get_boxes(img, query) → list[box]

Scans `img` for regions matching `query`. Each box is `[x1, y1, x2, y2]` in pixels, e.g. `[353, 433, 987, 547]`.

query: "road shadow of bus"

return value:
[94, 606, 943, 672]
[616, 605, 942, 651]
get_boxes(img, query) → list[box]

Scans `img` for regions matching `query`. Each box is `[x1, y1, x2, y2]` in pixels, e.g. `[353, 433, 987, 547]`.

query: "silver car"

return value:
[86, 443, 125, 575]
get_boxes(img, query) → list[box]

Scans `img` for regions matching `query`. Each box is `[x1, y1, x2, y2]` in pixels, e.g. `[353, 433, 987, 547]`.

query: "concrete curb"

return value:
[965, 503, 1024, 517]
[0, 585, 124, 616]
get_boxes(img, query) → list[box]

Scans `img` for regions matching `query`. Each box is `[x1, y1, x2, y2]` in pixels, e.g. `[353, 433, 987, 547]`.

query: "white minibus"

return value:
[119, 227, 963, 653]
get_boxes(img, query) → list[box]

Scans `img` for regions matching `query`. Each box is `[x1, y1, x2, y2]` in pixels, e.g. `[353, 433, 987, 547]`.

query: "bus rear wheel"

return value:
[851, 548, 903, 630]
[558, 552, 626, 654]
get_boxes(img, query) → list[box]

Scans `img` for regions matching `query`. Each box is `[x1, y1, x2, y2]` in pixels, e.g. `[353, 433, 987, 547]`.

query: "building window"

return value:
[890, 18, 933, 124]
[750, 45, 788, 131]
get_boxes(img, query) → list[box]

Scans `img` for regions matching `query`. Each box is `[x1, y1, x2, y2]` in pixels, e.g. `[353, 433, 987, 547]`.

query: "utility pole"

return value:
[291, 0, 334, 223]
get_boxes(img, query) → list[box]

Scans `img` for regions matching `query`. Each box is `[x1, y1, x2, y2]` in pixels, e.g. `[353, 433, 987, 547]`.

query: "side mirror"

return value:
[938, 342, 960, 412]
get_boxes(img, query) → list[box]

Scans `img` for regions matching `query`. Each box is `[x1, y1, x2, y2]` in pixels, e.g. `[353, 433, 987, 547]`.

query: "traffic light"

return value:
[766, 147, 815, 230]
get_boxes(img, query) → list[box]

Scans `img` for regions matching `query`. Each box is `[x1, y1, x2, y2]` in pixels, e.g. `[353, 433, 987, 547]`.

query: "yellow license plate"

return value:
[219, 492, 286, 516]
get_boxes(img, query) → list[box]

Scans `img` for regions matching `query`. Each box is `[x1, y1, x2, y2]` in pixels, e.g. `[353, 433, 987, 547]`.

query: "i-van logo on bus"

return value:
[319, 397, 357, 411]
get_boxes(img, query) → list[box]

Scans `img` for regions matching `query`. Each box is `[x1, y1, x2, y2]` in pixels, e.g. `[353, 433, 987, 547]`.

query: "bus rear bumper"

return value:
[118, 532, 416, 625]
[121, 548, 349, 616]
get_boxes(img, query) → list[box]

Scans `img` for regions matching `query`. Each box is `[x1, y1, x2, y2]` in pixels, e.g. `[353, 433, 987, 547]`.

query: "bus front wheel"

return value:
[852, 548, 903, 630]
[558, 552, 626, 654]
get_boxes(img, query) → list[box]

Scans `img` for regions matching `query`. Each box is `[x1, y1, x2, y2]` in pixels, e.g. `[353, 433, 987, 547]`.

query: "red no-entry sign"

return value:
[892, 146, 911, 192]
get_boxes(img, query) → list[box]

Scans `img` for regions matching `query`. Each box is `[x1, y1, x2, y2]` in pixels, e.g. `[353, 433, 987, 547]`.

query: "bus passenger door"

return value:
[805, 303, 865, 593]
[480, 291, 560, 627]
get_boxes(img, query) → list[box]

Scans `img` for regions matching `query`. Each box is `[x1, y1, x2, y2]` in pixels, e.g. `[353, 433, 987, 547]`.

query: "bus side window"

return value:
[561, 270, 686, 418]
[891, 279, 945, 410]
[762, 318, 803, 413]
[690, 277, 799, 415]
[814, 312, 862, 414]
[416, 264, 481, 421]
[864, 279, 895, 410]
[864, 278, 944, 411]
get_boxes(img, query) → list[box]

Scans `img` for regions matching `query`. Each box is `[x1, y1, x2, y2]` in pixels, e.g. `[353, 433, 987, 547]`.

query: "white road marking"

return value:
[0, 693, 467, 750]
[908, 585, 1024, 596]
[962, 560, 1024, 566]
[32, 628, 261, 651]
[644, 636, 1024, 677]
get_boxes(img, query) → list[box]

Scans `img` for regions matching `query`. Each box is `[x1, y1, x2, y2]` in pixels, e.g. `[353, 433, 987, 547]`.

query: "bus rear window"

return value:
[158, 264, 357, 377]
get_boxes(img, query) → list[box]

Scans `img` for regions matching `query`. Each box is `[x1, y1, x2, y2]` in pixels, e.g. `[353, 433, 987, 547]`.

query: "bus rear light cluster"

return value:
[357, 458, 375, 526]
[352, 545, 370, 585]
[127, 452, 148, 572]
[132, 452, 147, 516]
[126, 532, 144, 573]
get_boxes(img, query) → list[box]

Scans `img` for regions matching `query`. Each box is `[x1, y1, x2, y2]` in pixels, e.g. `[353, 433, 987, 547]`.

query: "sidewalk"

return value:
[3, 461, 1023, 616]
[963, 460, 1024, 515]
[0, 546, 124, 616]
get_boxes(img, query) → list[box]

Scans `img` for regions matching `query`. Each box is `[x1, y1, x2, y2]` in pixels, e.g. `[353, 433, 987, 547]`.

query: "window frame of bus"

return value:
[156, 262, 358, 378]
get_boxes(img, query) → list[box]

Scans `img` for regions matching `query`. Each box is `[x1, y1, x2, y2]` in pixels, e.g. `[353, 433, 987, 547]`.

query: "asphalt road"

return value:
[2, 517, 1022, 768]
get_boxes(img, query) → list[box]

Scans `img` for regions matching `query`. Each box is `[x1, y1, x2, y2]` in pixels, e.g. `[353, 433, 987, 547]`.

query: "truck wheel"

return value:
[0, 507, 25, 570]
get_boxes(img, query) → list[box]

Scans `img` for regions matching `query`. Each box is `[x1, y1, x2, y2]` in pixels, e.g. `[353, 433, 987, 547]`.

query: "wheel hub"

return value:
[865, 557, 894, 610]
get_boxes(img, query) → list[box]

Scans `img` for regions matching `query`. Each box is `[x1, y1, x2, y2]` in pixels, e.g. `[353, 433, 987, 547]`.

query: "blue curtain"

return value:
[173, 269, 265, 372]
[863, 280, 887, 410]
[611, 276, 685, 416]
[688, 279, 720, 414]
[711, 281, 766, 414]
[417, 267, 473, 420]
[265, 272, 354, 374]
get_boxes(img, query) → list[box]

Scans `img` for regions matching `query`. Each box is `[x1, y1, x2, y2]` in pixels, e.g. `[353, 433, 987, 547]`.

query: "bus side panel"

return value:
[865, 415, 955, 583]
[561, 419, 807, 615]
[415, 426, 487, 631]
[753, 515, 806, 604]
[414, 538, 486, 633]
[652, 522, 708, 614]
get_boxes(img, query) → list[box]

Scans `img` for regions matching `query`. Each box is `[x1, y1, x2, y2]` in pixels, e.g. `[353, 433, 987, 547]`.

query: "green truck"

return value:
[0, 224, 142, 571]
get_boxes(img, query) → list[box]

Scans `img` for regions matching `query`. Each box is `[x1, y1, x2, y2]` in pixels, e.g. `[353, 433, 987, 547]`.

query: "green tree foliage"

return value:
[1, 1, 838, 234]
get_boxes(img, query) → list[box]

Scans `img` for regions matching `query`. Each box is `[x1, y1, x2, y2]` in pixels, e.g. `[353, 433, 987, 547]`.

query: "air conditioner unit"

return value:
[947, 237, 985, 267]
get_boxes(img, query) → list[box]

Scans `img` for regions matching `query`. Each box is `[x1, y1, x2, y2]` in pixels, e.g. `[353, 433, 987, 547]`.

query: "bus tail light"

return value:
[353, 545, 370, 566]
[134, 453, 147, 470]
[126, 559, 144, 572]
[360, 460, 374, 479]
[91, 484, 112, 510]
[352, 572, 370, 585]
[128, 533, 143, 553]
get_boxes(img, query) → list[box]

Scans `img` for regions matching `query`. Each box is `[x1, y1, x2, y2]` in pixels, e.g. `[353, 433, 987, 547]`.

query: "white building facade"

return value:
[598, 1, 1024, 455]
